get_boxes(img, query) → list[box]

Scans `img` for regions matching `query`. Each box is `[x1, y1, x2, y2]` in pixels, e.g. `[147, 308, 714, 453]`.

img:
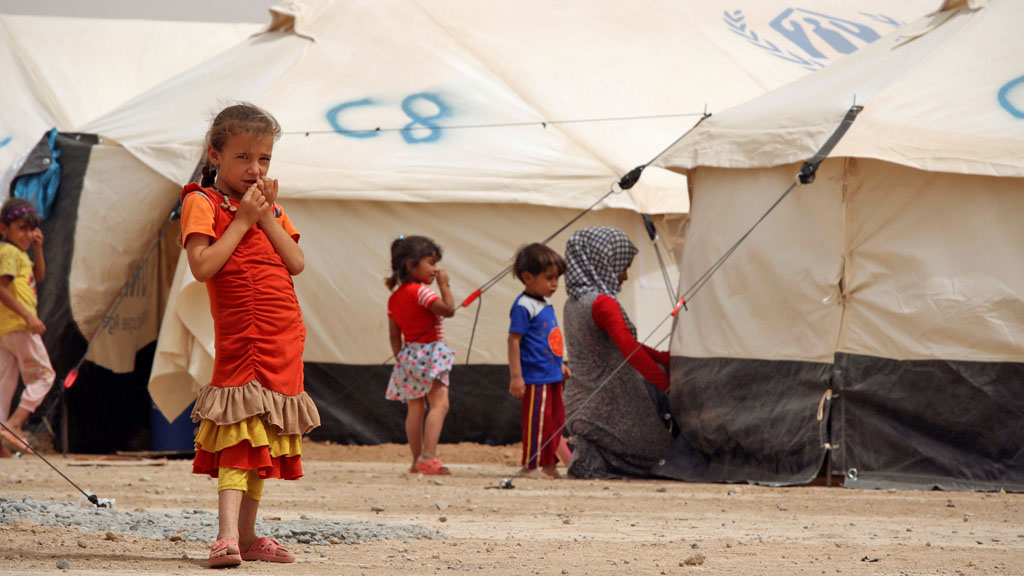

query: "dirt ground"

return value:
[2, 441, 1022, 576]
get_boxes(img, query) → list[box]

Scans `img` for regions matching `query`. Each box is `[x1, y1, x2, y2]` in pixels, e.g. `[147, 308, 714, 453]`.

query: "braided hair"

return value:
[385, 235, 443, 290]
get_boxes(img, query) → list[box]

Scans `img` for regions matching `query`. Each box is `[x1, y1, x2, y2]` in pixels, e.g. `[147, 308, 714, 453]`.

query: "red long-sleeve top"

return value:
[591, 294, 670, 391]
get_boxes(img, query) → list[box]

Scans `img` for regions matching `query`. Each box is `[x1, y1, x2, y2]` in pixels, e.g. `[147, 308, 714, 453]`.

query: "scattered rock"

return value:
[655, 487, 667, 493]
[371, 506, 385, 513]
[681, 552, 705, 566]
[77, 539, 88, 548]
[56, 559, 71, 570]
[104, 532, 122, 542]
[438, 516, 447, 523]
[436, 501, 449, 511]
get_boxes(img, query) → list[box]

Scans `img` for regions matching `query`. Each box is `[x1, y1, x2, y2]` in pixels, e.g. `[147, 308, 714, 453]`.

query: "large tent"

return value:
[46, 0, 933, 450]
[652, 0, 1024, 490]
[0, 14, 258, 187]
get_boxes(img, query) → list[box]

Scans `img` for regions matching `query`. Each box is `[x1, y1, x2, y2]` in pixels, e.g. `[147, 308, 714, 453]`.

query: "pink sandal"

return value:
[241, 537, 295, 563]
[415, 457, 451, 475]
[209, 537, 242, 568]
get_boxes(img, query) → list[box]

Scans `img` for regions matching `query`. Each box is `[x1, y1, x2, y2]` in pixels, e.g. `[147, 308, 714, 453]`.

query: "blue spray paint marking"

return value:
[326, 98, 381, 138]
[998, 76, 1024, 119]
[400, 93, 448, 144]
[0, 137, 10, 150]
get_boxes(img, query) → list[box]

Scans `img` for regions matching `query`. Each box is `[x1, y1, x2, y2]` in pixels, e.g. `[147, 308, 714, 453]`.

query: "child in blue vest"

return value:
[508, 243, 572, 479]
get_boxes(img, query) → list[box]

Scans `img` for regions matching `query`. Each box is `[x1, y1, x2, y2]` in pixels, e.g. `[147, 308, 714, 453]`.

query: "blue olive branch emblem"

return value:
[723, 10, 823, 71]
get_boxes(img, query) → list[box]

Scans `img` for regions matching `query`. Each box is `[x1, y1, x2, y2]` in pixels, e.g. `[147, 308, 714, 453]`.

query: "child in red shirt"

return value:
[385, 235, 456, 475]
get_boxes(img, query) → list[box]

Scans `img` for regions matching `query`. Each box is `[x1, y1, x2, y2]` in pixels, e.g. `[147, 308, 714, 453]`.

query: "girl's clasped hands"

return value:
[234, 176, 279, 228]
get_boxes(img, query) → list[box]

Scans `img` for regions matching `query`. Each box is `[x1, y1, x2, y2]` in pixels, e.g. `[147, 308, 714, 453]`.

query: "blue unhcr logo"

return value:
[724, 8, 903, 71]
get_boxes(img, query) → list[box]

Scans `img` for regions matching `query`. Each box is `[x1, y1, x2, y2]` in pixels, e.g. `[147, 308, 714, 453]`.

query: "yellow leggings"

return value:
[217, 467, 264, 501]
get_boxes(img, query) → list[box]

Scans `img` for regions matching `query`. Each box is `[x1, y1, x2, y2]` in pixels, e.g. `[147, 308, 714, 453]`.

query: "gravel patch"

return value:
[0, 497, 443, 545]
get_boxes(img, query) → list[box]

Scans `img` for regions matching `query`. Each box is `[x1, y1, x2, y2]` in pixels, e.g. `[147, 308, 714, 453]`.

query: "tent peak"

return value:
[265, 0, 328, 41]
[936, 0, 986, 12]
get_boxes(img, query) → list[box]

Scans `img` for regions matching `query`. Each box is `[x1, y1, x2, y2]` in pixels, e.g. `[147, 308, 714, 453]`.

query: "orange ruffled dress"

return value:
[180, 183, 320, 481]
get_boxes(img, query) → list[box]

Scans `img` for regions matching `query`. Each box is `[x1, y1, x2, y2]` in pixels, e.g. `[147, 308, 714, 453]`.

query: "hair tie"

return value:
[2, 205, 36, 224]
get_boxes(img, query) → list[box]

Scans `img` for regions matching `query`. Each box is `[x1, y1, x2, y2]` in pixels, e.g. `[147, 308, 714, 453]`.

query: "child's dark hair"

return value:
[513, 243, 566, 281]
[0, 198, 40, 229]
[200, 103, 282, 187]
[386, 235, 443, 290]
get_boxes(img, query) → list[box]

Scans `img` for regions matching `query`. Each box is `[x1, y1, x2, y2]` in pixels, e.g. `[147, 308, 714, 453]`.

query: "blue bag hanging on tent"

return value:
[11, 128, 62, 219]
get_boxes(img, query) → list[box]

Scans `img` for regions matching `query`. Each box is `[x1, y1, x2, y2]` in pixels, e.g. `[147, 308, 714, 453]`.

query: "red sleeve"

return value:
[592, 294, 670, 391]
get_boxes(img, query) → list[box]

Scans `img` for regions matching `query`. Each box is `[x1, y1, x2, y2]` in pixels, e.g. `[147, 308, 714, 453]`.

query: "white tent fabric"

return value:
[0, 14, 259, 188]
[69, 0, 934, 420]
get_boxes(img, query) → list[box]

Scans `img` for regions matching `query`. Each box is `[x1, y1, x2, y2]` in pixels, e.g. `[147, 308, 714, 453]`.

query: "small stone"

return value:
[56, 559, 71, 570]
[946, 501, 956, 508]
[656, 487, 667, 493]
[433, 479, 445, 486]
[436, 501, 449, 511]
[104, 532, 122, 542]
[439, 516, 448, 523]
[371, 506, 385, 513]
[169, 535, 183, 542]
[778, 505, 789, 511]
[7, 475, 22, 484]
[562, 518, 572, 525]
[681, 552, 706, 566]
[77, 539, 88, 548]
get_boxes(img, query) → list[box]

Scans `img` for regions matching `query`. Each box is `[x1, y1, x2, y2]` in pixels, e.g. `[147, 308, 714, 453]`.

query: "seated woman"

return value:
[562, 226, 673, 479]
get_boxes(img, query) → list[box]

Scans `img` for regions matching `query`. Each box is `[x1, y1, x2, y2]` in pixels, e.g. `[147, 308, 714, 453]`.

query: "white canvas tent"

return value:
[652, 0, 1024, 490]
[0, 14, 259, 188]
[52, 0, 934, 447]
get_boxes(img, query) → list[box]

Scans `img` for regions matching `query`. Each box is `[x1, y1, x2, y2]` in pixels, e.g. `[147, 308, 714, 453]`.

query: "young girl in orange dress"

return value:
[385, 236, 456, 475]
[180, 103, 320, 568]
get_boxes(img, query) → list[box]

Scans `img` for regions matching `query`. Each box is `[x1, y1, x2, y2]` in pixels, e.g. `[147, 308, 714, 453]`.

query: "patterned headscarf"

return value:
[564, 227, 638, 301]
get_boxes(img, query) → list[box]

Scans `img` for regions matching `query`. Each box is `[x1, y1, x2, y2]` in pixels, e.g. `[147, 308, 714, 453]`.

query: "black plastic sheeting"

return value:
[656, 353, 1024, 491]
[305, 363, 521, 446]
[655, 356, 831, 486]
[833, 353, 1024, 492]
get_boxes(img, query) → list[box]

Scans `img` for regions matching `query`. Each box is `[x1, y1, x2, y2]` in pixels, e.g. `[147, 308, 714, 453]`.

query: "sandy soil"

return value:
[2, 441, 1022, 575]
